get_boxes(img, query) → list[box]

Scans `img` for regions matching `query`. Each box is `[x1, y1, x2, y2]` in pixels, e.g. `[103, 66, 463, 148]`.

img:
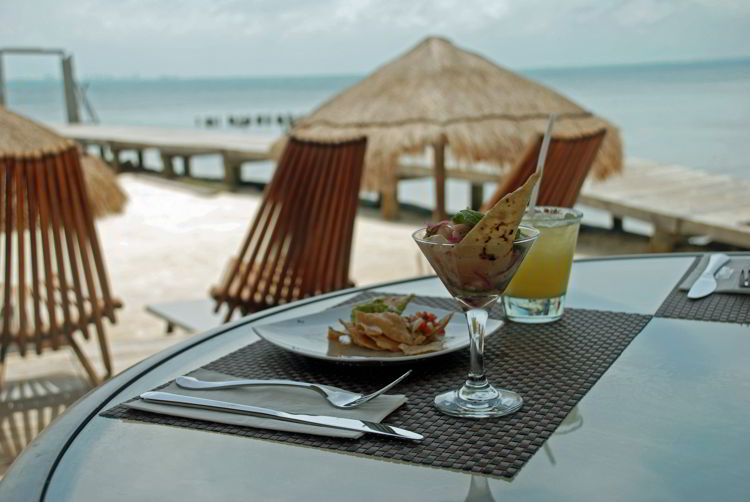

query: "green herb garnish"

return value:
[451, 208, 484, 227]
[351, 294, 414, 321]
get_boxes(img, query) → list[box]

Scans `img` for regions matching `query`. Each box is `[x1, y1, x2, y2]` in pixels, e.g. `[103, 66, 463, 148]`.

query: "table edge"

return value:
[0, 252, 718, 500]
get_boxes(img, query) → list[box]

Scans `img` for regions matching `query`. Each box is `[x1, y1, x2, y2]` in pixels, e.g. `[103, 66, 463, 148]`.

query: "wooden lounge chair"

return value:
[148, 136, 368, 331]
[1, 145, 121, 387]
[482, 129, 607, 211]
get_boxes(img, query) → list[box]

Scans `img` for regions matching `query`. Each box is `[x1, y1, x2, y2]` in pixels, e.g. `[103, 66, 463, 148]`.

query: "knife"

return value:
[687, 253, 730, 299]
[139, 391, 423, 441]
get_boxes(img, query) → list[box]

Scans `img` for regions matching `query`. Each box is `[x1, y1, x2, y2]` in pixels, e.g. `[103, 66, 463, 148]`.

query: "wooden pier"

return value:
[52, 123, 275, 190]
[52, 124, 750, 251]
[579, 160, 750, 251]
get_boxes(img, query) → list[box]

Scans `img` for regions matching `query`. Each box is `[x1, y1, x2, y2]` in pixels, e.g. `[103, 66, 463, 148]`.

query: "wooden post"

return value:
[0, 53, 5, 106]
[161, 153, 175, 179]
[110, 148, 122, 173]
[433, 138, 447, 221]
[470, 183, 484, 210]
[182, 156, 192, 177]
[380, 173, 400, 220]
[223, 153, 240, 191]
[650, 227, 678, 253]
[61, 55, 81, 124]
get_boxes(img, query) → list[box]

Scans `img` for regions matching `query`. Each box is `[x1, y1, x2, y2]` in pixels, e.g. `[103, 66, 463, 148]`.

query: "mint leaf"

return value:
[451, 208, 484, 227]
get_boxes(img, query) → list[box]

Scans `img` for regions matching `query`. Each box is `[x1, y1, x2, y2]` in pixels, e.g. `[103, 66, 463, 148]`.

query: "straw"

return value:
[528, 114, 557, 211]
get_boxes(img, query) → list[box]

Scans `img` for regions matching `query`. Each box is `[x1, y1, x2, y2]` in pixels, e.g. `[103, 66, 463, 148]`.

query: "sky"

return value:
[1, 0, 749, 79]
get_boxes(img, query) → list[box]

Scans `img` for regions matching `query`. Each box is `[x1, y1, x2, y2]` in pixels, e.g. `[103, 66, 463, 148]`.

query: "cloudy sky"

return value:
[2, 0, 749, 79]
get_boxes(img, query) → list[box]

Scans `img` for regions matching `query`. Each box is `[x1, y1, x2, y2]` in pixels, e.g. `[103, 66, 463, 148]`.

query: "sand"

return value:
[2, 174, 436, 381]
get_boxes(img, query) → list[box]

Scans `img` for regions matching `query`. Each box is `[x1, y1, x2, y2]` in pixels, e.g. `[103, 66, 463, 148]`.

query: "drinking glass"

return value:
[503, 207, 582, 323]
[413, 225, 539, 418]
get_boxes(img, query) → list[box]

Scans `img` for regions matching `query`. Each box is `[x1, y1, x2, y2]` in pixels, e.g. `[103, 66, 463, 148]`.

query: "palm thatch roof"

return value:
[283, 36, 622, 194]
[0, 107, 126, 223]
[79, 154, 128, 217]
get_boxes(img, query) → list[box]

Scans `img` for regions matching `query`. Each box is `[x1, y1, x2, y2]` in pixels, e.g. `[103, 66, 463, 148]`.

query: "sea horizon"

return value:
[7, 53, 750, 83]
[5, 55, 750, 202]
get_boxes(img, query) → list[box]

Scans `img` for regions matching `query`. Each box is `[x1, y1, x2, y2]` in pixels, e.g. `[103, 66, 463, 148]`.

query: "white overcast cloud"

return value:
[1, 0, 748, 78]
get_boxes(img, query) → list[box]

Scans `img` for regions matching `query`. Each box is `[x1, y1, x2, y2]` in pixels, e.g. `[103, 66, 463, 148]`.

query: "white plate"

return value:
[252, 302, 502, 364]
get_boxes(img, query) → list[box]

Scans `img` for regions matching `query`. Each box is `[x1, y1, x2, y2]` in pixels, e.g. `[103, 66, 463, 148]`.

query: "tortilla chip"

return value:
[457, 172, 539, 252]
[347, 326, 382, 351]
[368, 334, 402, 352]
[399, 341, 444, 355]
[381, 294, 414, 312]
[354, 311, 417, 345]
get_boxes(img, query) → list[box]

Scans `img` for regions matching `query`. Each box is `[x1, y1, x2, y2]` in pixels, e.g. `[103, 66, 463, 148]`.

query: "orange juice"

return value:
[504, 220, 579, 298]
[503, 207, 582, 323]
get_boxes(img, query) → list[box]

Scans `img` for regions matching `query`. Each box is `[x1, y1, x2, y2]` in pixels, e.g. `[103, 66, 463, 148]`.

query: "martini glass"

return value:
[413, 225, 539, 418]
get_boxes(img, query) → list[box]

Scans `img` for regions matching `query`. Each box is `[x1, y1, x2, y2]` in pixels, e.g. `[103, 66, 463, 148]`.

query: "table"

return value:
[2, 254, 749, 501]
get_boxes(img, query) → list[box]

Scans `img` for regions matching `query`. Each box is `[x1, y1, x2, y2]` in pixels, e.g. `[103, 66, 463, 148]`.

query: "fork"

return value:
[174, 370, 412, 409]
[740, 269, 750, 288]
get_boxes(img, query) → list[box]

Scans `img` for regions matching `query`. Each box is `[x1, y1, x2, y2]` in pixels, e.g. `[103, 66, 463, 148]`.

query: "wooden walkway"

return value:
[52, 123, 275, 190]
[580, 161, 750, 251]
[50, 124, 750, 250]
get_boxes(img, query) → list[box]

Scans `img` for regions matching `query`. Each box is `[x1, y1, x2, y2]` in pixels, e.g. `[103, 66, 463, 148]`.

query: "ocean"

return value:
[5, 58, 750, 219]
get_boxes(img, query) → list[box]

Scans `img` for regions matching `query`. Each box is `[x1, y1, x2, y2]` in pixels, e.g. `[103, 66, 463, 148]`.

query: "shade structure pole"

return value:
[61, 54, 81, 124]
[0, 53, 6, 106]
[433, 138, 446, 221]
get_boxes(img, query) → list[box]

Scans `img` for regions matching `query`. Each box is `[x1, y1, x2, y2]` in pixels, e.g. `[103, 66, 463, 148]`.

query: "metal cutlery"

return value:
[139, 391, 423, 441]
[740, 269, 750, 288]
[175, 370, 412, 409]
[687, 253, 730, 299]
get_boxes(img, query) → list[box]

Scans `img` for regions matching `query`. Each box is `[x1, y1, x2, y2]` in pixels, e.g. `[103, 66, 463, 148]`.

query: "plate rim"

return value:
[251, 302, 501, 364]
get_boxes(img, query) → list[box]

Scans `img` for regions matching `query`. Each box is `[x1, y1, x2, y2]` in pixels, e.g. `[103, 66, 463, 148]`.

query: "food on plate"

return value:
[328, 295, 452, 355]
[415, 173, 540, 300]
[350, 294, 413, 320]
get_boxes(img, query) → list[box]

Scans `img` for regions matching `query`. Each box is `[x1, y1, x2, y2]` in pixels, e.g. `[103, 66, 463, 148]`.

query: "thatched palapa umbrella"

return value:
[0, 107, 125, 385]
[0, 108, 126, 222]
[282, 36, 623, 219]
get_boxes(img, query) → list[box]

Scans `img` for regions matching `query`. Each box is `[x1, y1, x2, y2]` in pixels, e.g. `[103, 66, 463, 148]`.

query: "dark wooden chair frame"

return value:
[1, 145, 120, 387]
[210, 136, 367, 321]
[482, 129, 608, 210]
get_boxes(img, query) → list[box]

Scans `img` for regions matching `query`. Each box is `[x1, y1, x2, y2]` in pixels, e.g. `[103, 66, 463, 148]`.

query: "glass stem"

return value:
[464, 308, 490, 389]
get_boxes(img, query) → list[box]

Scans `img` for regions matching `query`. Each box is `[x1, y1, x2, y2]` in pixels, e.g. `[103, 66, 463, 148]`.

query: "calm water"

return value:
[7, 59, 750, 180]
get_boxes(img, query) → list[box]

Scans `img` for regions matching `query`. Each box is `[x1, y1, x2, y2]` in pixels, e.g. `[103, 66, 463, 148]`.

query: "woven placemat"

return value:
[655, 257, 750, 324]
[102, 293, 651, 478]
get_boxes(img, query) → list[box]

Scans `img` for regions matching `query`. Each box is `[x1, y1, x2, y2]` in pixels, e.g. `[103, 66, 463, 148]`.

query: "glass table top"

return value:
[8, 254, 750, 502]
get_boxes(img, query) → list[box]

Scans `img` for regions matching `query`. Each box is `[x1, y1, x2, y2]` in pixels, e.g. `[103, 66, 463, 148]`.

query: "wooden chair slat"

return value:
[342, 140, 367, 286]
[24, 161, 44, 355]
[30, 158, 60, 346]
[61, 150, 113, 375]
[251, 143, 324, 307]
[2, 160, 14, 357]
[212, 137, 367, 317]
[15, 160, 28, 354]
[482, 129, 607, 211]
[278, 144, 328, 305]
[297, 143, 337, 299]
[323, 143, 355, 293]
[255, 144, 317, 305]
[51, 153, 90, 342]
[41, 154, 76, 347]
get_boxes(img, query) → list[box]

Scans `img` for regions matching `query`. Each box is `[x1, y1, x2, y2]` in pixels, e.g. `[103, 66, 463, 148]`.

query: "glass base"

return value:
[503, 294, 565, 324]
[434, 387, 523, 418]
